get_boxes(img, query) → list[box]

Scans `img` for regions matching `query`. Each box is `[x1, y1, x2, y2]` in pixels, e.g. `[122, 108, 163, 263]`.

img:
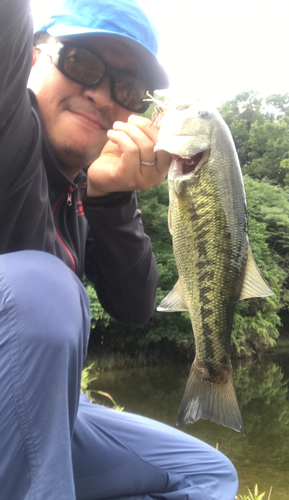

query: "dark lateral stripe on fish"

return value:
[193, 202, 209, 212]
[190, 207, 211, 221]
[201, 306, 213, 319]
[193, 218, 210, 233]
[206, 361, 220, 378]
[199, 295, 211, 306]
[196, 241, 207, 257]
[194, 229, 211, 242]
[196, 213, 221, 363]
[199, 286, 212, 297]
[196, 260, 209, 270]
[201, 323, 214, 357]
[194, 204, 224, 367]
[192, 187, 210, 199]
[198, 270, 214, 283]
[190, 203, 211, 219]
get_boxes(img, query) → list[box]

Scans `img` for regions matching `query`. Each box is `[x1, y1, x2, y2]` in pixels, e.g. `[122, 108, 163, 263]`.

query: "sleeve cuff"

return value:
[82, 190, 135, 208]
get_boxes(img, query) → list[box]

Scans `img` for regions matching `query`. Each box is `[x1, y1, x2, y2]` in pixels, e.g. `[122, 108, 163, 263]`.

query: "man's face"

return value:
[28, 36, 141, 179]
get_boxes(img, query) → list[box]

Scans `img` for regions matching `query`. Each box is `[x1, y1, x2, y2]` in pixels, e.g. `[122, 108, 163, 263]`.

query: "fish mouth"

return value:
[171, 149, 210, 176]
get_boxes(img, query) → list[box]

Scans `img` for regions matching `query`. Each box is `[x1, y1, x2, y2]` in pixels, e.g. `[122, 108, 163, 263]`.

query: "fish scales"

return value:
[169, 159, 246, 372]
[155, 102, 273, 433]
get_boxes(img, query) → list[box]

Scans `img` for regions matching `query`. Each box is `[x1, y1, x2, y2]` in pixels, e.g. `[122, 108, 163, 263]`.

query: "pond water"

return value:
[89, 350, 289, 499]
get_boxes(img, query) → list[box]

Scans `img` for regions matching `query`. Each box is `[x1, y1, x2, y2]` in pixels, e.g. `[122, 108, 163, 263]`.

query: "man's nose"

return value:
[82, 76, 114, 108]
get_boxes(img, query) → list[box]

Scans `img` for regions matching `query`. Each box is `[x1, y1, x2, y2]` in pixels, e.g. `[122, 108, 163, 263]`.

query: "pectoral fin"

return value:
[157, 280, 189, 312]
[239, 246, 273, 300]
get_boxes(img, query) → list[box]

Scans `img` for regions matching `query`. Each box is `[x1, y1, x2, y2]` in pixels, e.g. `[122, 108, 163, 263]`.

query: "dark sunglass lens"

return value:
[113, 75, 149, 112]
[63, 47, 105, 86]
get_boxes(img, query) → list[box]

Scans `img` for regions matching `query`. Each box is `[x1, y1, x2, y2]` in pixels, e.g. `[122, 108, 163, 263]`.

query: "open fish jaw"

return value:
[169, 149, 211, 177]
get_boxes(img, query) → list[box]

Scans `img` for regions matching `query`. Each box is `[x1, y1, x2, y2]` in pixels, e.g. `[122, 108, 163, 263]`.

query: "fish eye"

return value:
[198, 110, 210, 118]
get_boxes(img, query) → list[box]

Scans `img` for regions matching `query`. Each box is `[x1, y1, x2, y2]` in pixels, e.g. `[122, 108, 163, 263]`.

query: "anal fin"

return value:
[157, 280, 189, 312]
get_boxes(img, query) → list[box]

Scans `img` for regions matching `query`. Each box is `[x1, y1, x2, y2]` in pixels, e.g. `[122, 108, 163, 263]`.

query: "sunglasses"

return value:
[36, 42, 152, 113]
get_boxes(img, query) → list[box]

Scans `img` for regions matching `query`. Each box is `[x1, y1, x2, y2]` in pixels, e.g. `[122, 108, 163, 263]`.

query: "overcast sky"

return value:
[31, 0, 289, 106]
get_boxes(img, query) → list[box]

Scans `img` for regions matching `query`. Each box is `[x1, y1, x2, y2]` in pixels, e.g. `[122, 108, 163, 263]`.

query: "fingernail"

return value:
[128, 114, 140, 122]
[113, 121, 124, 129]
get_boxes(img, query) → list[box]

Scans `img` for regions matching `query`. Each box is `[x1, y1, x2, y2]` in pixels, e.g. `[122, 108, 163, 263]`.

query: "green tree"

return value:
[218, 91, 268, 166]
[266, 92, 289, 119]
[243, 118, 289, 185]
[231, 177, 288, 354]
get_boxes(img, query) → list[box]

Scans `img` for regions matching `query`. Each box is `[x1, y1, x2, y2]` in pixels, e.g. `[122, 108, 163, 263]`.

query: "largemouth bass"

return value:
[155, 102, 273, 433]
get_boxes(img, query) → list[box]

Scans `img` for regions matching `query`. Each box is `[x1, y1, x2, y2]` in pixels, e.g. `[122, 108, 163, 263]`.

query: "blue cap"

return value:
[34, 0, 169, 90]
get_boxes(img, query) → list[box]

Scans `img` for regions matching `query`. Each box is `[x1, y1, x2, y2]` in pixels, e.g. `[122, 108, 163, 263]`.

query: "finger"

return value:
[107, 129, 155, 174]
[125, 117, 172, 176]
[106, 129, 166, 189]
[106, 129, 140, 165]
[109, 124, 171, 180]
[113, 119, 155, 145]
[128, 114, 159, 140]
[119, 115, 159, 143]
[112, 121, 156, 164]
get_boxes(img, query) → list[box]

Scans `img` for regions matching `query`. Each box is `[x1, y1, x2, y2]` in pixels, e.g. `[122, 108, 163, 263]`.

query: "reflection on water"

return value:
[89, 352, 289, 499]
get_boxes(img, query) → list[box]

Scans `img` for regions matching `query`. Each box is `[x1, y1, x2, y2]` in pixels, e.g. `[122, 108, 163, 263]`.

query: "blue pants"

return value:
[0, 251, 238, 500]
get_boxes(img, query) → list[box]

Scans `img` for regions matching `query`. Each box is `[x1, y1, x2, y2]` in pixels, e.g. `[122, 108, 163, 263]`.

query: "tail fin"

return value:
[177, 362, 245, 434]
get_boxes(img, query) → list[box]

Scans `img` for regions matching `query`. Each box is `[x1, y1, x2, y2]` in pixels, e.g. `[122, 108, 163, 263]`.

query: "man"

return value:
[0, 0, 239, 498]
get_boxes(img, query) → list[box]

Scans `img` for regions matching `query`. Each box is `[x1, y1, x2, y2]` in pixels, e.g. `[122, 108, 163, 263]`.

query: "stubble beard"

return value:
[48, 135, 106, 180]
[44, 97, 113, 179]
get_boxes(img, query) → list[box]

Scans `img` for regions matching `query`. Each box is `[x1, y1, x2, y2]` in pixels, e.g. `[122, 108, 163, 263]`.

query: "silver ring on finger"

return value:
[140, 159, 157, 166]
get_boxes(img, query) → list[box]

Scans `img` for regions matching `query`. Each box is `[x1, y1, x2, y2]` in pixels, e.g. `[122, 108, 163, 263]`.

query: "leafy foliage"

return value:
[81, 362, 98, 400]
[231, 176, 289, 355]
[81, 363, 123, 410]
[83, 276, 111, 330]
[237, 484, 272, 500]
[219, 91, 289, 187]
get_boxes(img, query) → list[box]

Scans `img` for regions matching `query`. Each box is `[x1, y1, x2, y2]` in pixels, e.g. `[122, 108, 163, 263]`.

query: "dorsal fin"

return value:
[240, 246, 273, 300]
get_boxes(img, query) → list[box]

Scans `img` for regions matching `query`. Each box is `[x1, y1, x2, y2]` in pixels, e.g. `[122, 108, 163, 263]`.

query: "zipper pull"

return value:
[67, 186, 73, 206]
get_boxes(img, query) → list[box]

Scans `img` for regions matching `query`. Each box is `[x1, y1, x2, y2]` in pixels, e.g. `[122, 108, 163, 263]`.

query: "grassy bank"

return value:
[236, 484, 273, 499]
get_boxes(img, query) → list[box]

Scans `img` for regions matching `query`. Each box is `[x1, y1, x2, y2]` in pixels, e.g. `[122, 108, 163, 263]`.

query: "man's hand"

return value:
[86, 115, 171, 197]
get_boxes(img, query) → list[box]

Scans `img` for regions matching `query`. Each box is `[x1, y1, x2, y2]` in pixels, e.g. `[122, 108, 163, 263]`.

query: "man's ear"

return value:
[32, 46, 40, 68]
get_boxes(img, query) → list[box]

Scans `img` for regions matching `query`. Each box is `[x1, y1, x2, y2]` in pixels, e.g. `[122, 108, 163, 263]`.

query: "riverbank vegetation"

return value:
[237, 484, 273, 499]
[85, 91, 289, 363]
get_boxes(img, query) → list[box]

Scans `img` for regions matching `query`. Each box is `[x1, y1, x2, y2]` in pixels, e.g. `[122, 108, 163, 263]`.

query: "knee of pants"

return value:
[209, 450, 238, 500]
[0, 250, 91, 356]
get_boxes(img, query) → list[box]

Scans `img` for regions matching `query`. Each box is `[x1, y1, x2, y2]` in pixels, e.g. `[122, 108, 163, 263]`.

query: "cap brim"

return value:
[44, 26, 169, 90]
